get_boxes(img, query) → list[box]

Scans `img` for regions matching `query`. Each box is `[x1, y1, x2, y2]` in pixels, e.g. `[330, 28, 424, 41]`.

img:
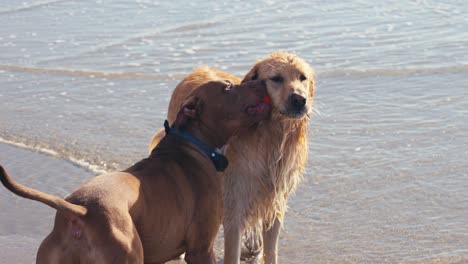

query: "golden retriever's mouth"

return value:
[279, 108, 308, 119]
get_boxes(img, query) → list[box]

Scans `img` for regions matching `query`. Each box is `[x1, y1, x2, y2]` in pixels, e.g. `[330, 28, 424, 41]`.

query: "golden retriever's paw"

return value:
[241, 234, 263, 261]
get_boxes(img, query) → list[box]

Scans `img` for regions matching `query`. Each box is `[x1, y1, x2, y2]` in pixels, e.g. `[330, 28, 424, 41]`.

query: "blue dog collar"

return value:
[164, 120, 228, 172]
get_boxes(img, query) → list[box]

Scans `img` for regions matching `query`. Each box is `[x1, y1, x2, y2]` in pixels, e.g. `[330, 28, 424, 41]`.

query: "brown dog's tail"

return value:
[0, 165, 87, 217]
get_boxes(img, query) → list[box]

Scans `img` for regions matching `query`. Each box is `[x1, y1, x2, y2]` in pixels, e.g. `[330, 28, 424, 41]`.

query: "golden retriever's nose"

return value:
[290, 93, 306, 109]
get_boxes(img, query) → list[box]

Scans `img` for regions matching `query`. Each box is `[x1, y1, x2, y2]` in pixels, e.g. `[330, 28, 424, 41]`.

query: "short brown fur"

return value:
[1, 80, 270, 264]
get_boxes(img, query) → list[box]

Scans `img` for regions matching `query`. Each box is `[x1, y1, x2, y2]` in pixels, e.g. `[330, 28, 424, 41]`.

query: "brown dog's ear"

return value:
[173, 96, 201, 130]
[241, 64, 259, 83]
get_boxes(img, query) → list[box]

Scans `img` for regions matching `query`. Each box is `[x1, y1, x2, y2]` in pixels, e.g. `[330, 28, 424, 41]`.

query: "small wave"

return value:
[39, 20, 219, 62]
[164, 21, 218, 33]
[0, 136, 107, 175]
[2, 63, 467, 80]
[0, 0, 67, 15]
[400, 253, 468, 264]
[0, 64, 186, 80]
[319, 64, 468, 78]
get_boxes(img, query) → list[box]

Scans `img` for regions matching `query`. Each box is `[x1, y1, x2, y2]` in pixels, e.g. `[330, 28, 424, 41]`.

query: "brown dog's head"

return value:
[173, 80, 271, 147]
[242, 52, 315, 120]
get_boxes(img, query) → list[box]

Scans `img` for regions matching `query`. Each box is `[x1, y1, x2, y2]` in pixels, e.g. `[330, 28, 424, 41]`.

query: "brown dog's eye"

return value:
[251, 72, 258, 80]
[270, 76, 283, 83]
[300, 74, 307, 81]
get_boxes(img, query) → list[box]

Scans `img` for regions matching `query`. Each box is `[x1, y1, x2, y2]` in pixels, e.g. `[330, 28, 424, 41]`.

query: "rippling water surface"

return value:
[0, 1, 467, 263]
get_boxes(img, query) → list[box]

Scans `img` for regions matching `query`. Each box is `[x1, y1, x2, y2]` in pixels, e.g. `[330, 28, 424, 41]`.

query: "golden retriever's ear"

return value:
[241, 64, 259, 83]
[173, 96, 201, 130]
[309, 76, 315, 97]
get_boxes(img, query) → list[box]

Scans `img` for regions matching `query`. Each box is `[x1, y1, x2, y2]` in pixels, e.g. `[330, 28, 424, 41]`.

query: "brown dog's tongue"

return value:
[263, 95, 272, 104]
[247, 95, 271, 115]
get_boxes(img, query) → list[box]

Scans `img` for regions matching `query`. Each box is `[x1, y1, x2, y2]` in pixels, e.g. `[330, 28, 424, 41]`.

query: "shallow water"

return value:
[1, 1, 467, 263]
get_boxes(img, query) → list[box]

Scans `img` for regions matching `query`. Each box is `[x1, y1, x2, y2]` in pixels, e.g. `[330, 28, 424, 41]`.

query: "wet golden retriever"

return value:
[149, 52, 315, 264]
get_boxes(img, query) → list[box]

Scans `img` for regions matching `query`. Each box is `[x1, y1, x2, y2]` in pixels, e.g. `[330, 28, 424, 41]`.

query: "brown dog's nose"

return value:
[290, 93, 306, 109]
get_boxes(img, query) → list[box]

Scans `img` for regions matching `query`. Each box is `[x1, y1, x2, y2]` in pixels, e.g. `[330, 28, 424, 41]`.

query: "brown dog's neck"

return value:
[183, 125, 226, 150]
[159, 120, 229, 172]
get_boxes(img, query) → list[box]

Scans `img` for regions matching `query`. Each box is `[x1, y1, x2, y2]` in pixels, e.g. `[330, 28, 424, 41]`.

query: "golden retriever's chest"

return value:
[230, 122, 307, 183]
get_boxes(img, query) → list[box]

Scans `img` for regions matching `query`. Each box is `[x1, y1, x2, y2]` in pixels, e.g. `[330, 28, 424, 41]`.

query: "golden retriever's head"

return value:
[242, 52, 314, 120]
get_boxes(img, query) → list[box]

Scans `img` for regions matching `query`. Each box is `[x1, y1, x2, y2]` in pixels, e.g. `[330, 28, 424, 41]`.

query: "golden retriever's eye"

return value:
[300, 74, 307, 81]
[270, 76, 283, 83]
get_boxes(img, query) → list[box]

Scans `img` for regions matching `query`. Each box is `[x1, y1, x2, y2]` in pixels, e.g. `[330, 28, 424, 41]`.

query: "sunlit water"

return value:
[0, 1, 467, 263]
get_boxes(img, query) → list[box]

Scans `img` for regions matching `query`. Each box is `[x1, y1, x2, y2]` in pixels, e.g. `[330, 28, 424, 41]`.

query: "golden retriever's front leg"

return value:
[224, 221, 243, 264]
[262, 217, 282, 264]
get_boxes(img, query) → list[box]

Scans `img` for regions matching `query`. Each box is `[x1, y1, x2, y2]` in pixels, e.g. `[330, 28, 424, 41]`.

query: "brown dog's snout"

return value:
[289, 93, 306, 110]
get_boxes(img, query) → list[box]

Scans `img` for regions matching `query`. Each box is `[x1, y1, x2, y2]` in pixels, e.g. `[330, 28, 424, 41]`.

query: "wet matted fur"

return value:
[149, 52, 315, 264]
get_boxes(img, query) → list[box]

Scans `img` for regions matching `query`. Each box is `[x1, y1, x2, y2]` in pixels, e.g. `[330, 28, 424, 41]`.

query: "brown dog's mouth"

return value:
[246, 101, 271, 116]
[245, 95, 271, 117]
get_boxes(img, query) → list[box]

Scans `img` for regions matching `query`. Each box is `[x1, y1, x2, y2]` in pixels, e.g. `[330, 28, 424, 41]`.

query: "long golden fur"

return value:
[149, 52, 315, 264]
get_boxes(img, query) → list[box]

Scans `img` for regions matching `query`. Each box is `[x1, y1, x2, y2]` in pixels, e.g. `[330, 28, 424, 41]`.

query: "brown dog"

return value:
[0, 80, 271, 264]
[149, 52, 315, 264]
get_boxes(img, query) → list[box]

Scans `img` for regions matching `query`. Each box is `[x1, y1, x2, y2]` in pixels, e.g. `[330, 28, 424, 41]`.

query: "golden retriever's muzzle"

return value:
[283, 93, 307, 118]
